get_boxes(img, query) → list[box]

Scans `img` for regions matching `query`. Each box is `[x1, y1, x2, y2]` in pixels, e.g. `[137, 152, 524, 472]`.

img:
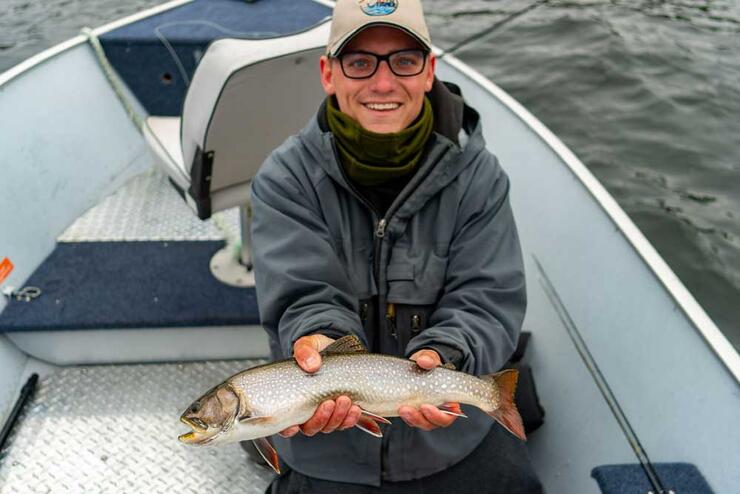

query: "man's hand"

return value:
[279, 334, 362, 438]
[292, 333, 334, 373]
[398, 349, 460, 431]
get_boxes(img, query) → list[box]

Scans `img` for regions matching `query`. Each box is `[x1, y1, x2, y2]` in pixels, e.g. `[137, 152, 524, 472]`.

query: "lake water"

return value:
[1, 0, 738, 350]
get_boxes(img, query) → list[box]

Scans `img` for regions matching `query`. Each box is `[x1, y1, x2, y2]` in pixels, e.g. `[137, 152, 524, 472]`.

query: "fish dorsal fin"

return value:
[321, 334, 367, 355]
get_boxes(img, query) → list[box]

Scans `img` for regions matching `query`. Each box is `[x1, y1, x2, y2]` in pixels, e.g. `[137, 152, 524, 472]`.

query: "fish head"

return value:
[178, 384, 241, 445]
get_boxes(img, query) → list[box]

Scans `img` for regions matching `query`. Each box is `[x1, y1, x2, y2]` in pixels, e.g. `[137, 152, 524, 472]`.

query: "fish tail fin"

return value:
[481, 369, 526, 441]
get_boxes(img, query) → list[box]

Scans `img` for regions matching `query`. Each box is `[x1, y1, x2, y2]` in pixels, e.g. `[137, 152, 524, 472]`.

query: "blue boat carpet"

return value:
[0, 241, 260, 332]
[591, 463, 714, 494]
[100, 0, 331, 115]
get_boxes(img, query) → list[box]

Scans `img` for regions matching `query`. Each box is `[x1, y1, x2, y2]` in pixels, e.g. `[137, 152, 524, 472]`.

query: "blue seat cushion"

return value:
[0, 241, 260, 331]
[592, 463, 714, 494]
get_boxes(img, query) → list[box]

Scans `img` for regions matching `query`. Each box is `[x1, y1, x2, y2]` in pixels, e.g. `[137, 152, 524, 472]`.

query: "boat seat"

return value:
[144, 116, 188, 188]
[142, 20, 331, 220]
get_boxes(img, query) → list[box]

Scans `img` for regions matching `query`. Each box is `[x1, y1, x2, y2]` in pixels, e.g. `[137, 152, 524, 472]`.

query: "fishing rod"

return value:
[534, 257, 672, 494]
[0, 374, 38, 455]
[438, 0, 549, 58]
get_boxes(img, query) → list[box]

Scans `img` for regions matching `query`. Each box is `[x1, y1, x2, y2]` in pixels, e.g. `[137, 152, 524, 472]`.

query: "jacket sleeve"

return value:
[250, 148, 364, 358]
[405, 153, 526, 375]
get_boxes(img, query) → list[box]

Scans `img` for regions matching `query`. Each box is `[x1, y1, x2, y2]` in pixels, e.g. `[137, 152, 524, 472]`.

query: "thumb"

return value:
[410, 349, 441, 370]
[293, 334, 334, 373]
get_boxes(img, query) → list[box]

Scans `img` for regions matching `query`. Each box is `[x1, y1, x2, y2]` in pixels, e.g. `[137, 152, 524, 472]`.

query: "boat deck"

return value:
[0, 359, 272, 493]
[0, 167, 270, 365]
[57, 167, 239, 243]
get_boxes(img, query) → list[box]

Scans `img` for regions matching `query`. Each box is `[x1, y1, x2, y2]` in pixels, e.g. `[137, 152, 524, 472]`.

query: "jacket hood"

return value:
[300, 78, 487, 220]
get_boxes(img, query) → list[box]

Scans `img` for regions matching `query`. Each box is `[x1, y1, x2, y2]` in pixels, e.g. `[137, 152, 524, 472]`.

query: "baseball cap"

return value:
[326, 0, 432, 57]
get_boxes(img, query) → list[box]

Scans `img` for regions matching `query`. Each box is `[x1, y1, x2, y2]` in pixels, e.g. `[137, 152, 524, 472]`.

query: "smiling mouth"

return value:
[364, 102, 400, 111]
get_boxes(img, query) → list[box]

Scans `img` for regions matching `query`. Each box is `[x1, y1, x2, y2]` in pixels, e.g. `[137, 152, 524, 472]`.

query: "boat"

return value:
[0, 1, 737, 492]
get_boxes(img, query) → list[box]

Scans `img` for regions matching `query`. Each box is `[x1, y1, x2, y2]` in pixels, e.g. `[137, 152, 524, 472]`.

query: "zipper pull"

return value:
[376, 218, 387, 238]
[385, 303, 397, 339]
[411, 314, 422, 333]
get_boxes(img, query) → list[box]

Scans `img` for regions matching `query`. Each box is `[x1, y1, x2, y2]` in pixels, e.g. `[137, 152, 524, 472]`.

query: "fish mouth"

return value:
[178, 416, 215, 445]
[181, 416, 208, 432]
[178, 389, 240, 446]
[178, 416, 223, 445]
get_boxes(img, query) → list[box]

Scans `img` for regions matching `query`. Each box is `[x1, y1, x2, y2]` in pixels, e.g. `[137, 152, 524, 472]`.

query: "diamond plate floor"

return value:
[0, 360, 274, 493]
[57, 168, 241, 242]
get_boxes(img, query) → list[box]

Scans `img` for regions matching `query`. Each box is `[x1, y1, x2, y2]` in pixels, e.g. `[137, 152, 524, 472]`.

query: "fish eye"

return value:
[190, 402, 201, 413]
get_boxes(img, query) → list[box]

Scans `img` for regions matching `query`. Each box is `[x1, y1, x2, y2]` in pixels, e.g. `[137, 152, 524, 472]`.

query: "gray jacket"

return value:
[250, 82, 526, 486]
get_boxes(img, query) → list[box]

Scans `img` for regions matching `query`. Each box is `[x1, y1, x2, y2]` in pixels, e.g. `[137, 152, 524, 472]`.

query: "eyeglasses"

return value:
[336, 49, 429, 79]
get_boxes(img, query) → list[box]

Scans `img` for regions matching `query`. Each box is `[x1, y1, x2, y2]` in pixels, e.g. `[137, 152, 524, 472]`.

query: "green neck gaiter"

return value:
[326, 96, 434, 187]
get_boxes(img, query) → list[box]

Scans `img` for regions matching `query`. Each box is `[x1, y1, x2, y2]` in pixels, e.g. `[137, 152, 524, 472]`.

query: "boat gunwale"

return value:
[437, 53, 740, 383]
[0, 0, 195, 88]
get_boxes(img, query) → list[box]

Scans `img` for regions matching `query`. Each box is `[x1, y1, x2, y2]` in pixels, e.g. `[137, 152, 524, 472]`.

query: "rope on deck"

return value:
[81, 27, 145, 133]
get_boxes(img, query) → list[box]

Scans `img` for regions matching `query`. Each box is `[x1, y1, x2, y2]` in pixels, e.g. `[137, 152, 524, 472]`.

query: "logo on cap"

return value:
[358, 0, 398, 16]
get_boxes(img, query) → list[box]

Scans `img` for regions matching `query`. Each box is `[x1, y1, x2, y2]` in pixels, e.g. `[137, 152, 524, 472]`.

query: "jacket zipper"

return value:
[375, 218, 387, 238]
[328, 137, 387, 290]
[327, 137, 413, 481]
[373, 218, 387, 296]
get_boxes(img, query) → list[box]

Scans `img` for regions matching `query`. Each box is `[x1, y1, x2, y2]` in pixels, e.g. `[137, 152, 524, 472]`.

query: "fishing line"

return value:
[533, 256, 672, 494]
[438, 0, 549, 58]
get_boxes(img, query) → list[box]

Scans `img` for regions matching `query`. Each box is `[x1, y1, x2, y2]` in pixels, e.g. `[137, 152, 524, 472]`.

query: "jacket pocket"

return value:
[386, 247, 447, 305]
[385, 246, 448, 350]
[393, 303, 436, 351]
[335, 242, 376, 300]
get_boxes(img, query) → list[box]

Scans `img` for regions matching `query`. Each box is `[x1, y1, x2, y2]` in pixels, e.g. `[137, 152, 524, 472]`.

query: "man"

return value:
[250, 0, 542, 492]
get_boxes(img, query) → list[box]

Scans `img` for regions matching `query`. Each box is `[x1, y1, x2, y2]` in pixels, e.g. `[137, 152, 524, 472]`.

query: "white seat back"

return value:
[179, 21, 330, 218]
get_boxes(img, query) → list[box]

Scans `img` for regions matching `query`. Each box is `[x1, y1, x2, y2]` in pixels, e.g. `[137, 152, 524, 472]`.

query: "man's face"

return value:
[320, 26, 436, 134]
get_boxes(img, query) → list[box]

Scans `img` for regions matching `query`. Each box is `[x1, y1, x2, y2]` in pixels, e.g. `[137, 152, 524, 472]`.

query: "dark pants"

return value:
[264, 425, 543, 494]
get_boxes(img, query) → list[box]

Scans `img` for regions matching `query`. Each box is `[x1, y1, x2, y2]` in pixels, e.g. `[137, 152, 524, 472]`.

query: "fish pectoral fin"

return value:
[238, 415, 270, 424]
[439, 402, 468, 418]
[252, 437, 281, 474]
[354, 409, 392, 438]
[321, 335, 368, 355]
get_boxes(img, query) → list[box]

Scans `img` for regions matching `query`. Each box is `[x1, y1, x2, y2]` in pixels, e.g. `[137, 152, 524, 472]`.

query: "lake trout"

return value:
[178, 335, 525, 473]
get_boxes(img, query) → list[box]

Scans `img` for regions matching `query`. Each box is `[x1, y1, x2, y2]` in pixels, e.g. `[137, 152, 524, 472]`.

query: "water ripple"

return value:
[437, 0, 740, 347]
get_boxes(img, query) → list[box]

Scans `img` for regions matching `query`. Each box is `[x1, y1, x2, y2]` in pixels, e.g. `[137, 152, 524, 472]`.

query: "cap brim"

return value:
[328, 22, 432, 57]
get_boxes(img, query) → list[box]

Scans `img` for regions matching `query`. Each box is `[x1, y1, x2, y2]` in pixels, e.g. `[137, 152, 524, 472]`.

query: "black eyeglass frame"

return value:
[335, 49, 430, 80]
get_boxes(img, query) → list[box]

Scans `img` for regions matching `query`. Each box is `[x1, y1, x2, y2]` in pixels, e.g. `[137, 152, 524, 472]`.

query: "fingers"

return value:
[322, 396, 353, 434]
[300, 400, 335, 436]
[293, 334, 335, 373]
[399, 405, 434, 431]
[339, 405, 362, 430]
[409, 349, 441, 371]
[398, 404, 458, 431]
[278, 425, 300, 438]
[420, 404, 458, 427]
[281, 398, 361, 438]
